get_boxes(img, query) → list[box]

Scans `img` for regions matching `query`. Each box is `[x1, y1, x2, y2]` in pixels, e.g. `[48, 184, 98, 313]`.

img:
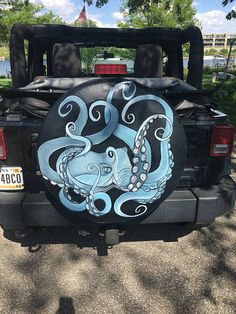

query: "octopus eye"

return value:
[106, 148, 116, 162]
[108, 151, 114, 158]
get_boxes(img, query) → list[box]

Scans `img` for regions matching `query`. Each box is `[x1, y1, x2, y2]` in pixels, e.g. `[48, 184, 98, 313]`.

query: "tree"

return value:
[222, 0, 236, 19]
[84, 0, 109, 8]
[72, 18, 97, 28]
[219, 48, 229, 56]
[0, 0, 63, 43]
[208, 48, 217, 55]
[72, 19, 100, 72]
[108, 47, 136, 60]
[118, 0, 198, 28]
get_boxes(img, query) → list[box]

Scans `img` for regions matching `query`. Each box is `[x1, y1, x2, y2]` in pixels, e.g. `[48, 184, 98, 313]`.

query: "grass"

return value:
[0, 79, 11, 88]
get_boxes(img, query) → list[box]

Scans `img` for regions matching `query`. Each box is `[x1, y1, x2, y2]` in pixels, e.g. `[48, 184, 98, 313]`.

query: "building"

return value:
[203, 33, 236, 51]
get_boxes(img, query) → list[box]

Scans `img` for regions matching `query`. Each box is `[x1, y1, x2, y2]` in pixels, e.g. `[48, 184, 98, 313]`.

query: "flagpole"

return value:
[84, 0, 90, 27]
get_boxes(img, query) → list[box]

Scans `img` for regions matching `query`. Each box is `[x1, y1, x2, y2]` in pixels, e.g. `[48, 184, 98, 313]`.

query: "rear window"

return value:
[80, 47, 136, 74]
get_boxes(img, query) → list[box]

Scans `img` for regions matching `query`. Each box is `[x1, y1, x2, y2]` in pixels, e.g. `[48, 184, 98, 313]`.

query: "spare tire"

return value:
[37, 78, 187, 225]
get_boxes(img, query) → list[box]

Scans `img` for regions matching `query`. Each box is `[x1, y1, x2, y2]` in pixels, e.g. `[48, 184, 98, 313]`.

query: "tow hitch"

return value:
[99, 229, 125, 246]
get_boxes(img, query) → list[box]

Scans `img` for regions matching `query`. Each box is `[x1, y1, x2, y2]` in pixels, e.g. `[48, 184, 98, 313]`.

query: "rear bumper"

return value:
[0, 176, 235, 229]
[142, 176, 236, 224]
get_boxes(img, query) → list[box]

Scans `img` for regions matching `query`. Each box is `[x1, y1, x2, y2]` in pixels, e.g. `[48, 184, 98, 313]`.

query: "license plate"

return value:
[0, 167, 24, 190]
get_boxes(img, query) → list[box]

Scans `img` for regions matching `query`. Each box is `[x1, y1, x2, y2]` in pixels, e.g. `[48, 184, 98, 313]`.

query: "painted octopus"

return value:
[38, 81, 174, 217]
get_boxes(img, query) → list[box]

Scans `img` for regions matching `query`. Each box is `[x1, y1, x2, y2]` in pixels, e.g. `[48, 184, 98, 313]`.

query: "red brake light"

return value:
[0, 128, 7, 160]
[95, 64, 127, 75]
[210, 125, 235, 157]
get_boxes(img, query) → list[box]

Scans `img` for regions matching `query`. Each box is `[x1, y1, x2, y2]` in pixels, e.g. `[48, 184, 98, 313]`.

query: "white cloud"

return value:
[76, 12, 116, 28]
[192, 1, 200, 7]
[31, 0, 76, 19]
[112, 11, 124, 20]
[31, 1, 119, 26]
[196, 10, 236, 34]
[91, 17, 117, 28]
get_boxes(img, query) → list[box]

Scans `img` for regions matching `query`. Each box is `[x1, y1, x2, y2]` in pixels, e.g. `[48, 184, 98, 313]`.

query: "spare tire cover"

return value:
[38, 79, 187, 224]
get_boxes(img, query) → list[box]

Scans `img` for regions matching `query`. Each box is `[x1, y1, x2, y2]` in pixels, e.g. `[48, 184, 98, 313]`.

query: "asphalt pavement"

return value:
[0, 173, 235, 313]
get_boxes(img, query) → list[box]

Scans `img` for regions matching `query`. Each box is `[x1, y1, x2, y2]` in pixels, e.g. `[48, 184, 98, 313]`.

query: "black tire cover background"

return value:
[38, 78, 187, 225]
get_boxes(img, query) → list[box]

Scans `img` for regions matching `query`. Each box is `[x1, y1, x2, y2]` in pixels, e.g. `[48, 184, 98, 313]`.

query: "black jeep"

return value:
[0, 23, 235, 245]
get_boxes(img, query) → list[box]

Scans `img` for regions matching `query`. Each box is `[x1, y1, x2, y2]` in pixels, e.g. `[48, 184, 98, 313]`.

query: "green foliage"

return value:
[71, 19, 100, 73]
[202, 67, 215, 75]
[80, 46, 100, 72]
[219, 48, 229, 56]
[85, 0, 197, 20]
[222, 0, 235, 4]
[84, 0, 109, 8]
[118, 0, 198, 28]
[107, 48, 136, 60]
[183, 43, 190, 57]
[0, 0, 63, 43]
[203, 76, 236, 126]
[203, 66, 236, 76]
[204, 48, 235, 57]
[208, 48, 218, 55]
[0, 46, 9, 58]
[222, 0, 236, 19]
[72, 18, 97, 28]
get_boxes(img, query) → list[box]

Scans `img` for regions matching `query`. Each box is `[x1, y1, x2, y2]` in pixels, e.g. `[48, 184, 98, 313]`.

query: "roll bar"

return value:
[10, 23, 203, 89]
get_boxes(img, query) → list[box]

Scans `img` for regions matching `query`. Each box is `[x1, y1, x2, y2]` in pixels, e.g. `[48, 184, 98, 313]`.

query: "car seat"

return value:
[52, 43, 82, 77]
[134, 44, 163, 78]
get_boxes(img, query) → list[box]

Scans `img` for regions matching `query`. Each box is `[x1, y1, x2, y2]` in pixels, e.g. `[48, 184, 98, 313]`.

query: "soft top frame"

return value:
[10, 23, 203, 89]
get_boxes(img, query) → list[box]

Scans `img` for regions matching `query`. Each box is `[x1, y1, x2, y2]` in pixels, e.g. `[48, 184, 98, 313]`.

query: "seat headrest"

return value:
[52, 43, 81, 77]
[134, 45, 163, 78]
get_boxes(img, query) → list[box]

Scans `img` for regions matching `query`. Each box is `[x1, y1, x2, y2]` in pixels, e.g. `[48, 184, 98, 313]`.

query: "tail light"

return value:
[0, 128, 7, 160]
[209, 125, 235, 157]
[95, 64, 127, 75]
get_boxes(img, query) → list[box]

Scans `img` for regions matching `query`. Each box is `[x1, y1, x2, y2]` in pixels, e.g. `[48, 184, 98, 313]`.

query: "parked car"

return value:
[0, 23, 235, 245]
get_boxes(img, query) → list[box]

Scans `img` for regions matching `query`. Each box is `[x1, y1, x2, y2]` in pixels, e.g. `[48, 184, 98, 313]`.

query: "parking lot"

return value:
[0, 167, 235, 313]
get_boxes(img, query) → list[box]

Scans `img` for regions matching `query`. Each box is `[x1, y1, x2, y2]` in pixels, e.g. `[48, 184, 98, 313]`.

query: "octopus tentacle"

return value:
[126, 114, 172, 191]
[57, 149, 90, 194]
[86, 192, 112, 217]
[59, 187, 87, 212]
[85, 164, 112, 216]
[126, 117, 151, 191]
[123, 94, 174, 184]
[59, 96, 119, 146]
[88, 100, 119, 145]
[114, 151, 173, 216]
[59, 164, 112, 216]
[113, 95, 174, 212]
[58, 95, 88, 135]
[114, 190, 155, 217]
[38, 137, 90, 185]
[106, 91, 174, 195]
[106, 81, 136, 103]
[121, 95, 173, 125]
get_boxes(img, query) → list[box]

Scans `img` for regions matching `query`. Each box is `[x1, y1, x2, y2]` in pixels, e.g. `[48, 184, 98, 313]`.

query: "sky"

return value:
[31, 0, 236, 34]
